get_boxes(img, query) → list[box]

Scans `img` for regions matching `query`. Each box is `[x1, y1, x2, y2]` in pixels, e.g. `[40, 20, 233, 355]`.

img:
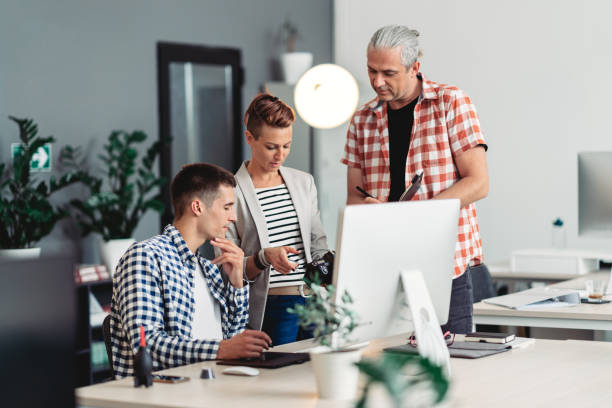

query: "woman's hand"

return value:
[264, 246, 300, 274]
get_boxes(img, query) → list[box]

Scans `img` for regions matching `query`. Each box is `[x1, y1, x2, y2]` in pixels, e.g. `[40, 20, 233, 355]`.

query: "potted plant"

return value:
[0, 116, 83, 259]
[355, 352, 450, 408]
[279, 18, 313, 84]
[64, 130, 166, 275]
[288, 280, 362, 400]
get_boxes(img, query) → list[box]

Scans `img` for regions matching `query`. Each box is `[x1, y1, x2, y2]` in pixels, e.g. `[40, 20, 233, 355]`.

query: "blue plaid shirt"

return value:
[109, 224, 249, 378]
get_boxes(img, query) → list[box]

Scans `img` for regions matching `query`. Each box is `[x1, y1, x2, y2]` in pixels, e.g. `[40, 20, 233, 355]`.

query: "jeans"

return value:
[440, 267, 474, 334]
[261, 295, 313, 346]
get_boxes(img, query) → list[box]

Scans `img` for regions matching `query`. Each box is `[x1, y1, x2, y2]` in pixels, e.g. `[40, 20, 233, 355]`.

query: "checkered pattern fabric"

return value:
[109, 224, 249, 378]
[342, 73, 487, 277]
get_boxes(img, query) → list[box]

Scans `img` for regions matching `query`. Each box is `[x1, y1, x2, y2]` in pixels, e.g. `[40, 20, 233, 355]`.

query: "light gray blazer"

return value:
[226, 161, 328, 330]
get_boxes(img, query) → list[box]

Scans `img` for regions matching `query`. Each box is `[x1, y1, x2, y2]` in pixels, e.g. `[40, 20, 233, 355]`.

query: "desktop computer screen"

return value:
[332, 199, 460, 344]
[578, 151, 612, 236]
[0, 255, 76, 407]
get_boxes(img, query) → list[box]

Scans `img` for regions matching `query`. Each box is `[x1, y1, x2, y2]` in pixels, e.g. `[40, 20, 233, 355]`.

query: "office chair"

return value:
[470, 263, 502, 333]
[102, 314, 114, 376]
[470, 263, 495, 303]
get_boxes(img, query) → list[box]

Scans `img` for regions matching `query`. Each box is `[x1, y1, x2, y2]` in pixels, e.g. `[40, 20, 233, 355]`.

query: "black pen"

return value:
[356, 186, 375, 199]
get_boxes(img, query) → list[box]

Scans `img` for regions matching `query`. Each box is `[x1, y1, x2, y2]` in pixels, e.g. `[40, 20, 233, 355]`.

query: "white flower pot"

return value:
[309, 347, 362, 400]
[280, 52, 313, 84]
[0, 247, 41, 260]
[98, 238, 135, 277]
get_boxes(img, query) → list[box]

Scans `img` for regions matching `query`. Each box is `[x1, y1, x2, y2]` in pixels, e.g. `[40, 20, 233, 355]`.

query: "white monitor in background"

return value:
[331, 199, 460, 344]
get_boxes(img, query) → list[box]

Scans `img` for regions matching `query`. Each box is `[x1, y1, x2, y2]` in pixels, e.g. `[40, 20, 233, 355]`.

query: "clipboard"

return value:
[399, 171, 424, 201]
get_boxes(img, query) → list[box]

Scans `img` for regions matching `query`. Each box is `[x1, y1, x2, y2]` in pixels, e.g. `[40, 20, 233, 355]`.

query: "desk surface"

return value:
[474, 271, 612, 330]
[76, 335, 612, 407]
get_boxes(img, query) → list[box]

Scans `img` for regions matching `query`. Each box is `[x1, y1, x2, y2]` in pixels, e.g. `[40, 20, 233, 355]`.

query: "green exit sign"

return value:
[11, 143, 52, 172]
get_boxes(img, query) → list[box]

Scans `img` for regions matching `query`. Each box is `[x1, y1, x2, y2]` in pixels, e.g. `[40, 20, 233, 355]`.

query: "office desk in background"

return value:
[76, 334, 612, 407]
[488, 261, 585, 283]
[474, 271, 612, 331]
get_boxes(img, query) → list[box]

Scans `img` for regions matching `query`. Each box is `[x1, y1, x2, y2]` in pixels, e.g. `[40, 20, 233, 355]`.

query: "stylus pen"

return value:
[356, 186, 375, 199]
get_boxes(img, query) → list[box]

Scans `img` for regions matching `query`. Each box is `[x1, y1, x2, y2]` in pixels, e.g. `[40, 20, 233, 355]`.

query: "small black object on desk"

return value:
[581, 298, 611, 304]
[200, 367, 215, 379]
[134, 325, 153, 387]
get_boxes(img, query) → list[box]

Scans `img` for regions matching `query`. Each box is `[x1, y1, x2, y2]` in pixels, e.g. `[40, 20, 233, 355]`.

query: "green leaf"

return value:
[65, 128, 166, 238]
[0, 117, 82, 249]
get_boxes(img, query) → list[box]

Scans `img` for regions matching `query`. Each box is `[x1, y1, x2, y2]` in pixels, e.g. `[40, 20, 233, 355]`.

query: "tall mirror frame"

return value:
[157, 41, 243, 227]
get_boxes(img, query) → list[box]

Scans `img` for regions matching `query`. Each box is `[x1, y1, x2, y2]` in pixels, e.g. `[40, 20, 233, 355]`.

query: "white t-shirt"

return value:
[191, 262, 223, 340]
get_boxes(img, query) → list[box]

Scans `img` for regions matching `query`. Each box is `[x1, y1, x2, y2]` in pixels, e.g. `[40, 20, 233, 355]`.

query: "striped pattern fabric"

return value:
[342, 73, 487, 277]
[255, 184, 306, 287]
[109, 224, 249, 378]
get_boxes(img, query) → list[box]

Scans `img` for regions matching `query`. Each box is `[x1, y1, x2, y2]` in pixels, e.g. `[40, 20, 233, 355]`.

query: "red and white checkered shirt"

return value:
[342, 73, 487, 277]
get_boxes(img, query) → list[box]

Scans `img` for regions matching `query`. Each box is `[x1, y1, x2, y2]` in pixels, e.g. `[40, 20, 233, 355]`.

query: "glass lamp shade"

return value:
[294, 64, 359, 129]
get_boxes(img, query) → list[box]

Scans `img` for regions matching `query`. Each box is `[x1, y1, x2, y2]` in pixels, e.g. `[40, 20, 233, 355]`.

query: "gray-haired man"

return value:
[342, 25, 490, 334]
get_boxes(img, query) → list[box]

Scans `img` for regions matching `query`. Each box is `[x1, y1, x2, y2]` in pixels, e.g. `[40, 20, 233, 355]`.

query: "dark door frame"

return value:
[157, 41, 244, 227]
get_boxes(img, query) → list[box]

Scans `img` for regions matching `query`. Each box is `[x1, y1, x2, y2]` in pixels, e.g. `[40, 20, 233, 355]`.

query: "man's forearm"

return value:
[433, 175, 489, 208]
[148, 332, 221, 366]
[225, 284, 249, 337]
[245, 255, 264, 280]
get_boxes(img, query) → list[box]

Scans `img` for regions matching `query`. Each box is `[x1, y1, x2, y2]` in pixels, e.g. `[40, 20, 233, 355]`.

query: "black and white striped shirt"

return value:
[256, 184, 306, 287]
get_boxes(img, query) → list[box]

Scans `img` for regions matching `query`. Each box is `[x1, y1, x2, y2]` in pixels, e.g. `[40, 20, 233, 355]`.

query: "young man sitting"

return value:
[109, 163, 272, 378]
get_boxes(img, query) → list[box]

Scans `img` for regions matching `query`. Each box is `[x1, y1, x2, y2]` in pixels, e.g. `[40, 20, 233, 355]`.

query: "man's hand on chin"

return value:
[210, 237, 245, 288]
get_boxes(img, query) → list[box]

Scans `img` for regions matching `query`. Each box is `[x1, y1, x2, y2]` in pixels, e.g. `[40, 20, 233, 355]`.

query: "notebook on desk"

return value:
[385, 341, 511, 359]
[216, 352, 310, 369]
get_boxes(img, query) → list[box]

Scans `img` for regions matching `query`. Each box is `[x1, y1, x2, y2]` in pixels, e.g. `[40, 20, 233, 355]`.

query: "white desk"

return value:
[474, 272, 612, 330]
[76, 335, 612, 407]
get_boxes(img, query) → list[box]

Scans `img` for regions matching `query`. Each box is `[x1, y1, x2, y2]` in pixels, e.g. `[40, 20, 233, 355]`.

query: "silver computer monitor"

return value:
[578, 152, 612, 236]
[332, 199, 460, 343]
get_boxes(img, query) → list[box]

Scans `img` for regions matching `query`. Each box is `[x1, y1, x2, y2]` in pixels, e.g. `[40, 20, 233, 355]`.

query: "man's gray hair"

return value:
[368, 25, 423, 69]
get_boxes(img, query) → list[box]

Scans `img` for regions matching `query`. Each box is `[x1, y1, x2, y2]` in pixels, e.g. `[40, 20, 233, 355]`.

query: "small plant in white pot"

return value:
[63, 130, 166, 275]
[279, 18, 313, 84]
[288, 279, 362, 400]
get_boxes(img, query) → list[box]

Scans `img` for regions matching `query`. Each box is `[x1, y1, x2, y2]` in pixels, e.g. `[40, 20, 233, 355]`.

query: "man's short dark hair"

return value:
[170, 163, 236, 219]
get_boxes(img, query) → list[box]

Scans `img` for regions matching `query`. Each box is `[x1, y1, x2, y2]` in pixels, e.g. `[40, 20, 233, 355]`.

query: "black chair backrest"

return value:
[102, 314, 114, 375]
[470, 263, 496, 303]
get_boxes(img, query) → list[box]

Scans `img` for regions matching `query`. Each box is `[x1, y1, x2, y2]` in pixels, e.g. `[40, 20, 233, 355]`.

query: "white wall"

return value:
[332, 0, 612, 262]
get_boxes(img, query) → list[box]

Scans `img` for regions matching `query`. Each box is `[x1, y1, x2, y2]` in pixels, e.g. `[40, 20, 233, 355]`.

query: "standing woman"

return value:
[226, 93, 329, 345]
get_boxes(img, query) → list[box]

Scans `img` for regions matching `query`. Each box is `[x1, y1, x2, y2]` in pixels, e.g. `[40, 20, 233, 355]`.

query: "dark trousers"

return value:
[441, 266, 475, 334]
[261, 295, 313, 346]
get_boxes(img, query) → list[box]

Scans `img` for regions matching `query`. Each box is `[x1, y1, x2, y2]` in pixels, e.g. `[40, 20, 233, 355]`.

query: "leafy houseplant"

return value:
[65, 130, 166, 241]
[64, 130, 166, 274]
[355, 352, 449, 408]
[288, 280, 362, 400]
[0, 116, 83, 251]
[289, 280, 359, 347]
